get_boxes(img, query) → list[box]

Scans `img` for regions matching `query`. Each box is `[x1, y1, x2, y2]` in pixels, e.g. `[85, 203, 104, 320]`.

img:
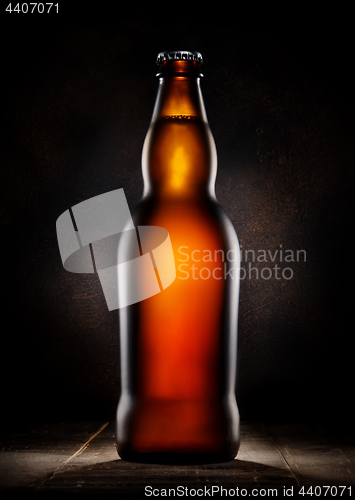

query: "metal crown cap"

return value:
[156, 51, 203, 65]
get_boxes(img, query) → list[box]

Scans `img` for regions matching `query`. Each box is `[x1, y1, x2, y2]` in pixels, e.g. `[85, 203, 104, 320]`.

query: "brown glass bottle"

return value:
[116, 51, 240, 463]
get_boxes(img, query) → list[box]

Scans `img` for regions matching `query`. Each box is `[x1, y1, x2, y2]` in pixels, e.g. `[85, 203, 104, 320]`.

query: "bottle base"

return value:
[117, 446, 237, 465]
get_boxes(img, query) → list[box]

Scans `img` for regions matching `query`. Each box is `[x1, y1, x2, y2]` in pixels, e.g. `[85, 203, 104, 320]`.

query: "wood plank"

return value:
[238, 422, 297, 472]
[4, 421, 353, 497]
[0, 421, 108, 491]
[268, 424, 355, 487]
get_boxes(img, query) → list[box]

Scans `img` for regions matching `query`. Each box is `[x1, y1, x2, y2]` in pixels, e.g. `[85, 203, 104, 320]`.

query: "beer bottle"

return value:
[116, 51, 240, 463]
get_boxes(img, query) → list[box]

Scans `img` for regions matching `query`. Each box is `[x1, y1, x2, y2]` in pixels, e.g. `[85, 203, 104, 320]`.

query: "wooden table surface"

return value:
[0, 421, 354, 498]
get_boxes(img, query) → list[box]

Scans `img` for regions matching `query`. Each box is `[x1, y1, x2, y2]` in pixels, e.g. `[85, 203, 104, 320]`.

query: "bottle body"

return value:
[116, 54, 240, 463]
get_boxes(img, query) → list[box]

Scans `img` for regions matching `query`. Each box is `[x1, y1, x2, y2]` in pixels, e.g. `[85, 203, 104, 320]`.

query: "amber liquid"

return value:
[116, 66, 240, 463]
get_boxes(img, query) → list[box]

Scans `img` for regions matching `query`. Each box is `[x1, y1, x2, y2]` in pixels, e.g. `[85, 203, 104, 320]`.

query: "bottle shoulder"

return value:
[131, 195, 239, 249]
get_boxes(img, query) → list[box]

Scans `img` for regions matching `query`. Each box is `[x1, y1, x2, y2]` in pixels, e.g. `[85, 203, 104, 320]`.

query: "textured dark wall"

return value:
[2, 17, 354, 436]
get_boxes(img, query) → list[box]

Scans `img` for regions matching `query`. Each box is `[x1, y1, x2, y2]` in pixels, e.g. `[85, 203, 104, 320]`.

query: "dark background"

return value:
[1, 12, 354, 439]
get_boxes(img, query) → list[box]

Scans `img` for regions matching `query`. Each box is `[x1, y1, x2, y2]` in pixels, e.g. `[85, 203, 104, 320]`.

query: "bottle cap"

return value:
[156, 51, 203, 65]
[156, 51, 203, 77]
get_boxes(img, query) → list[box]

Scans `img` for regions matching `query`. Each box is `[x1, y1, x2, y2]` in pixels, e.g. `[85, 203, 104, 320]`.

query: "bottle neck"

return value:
[152, 59, 206, 121]
[151, 75, 207, 122]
